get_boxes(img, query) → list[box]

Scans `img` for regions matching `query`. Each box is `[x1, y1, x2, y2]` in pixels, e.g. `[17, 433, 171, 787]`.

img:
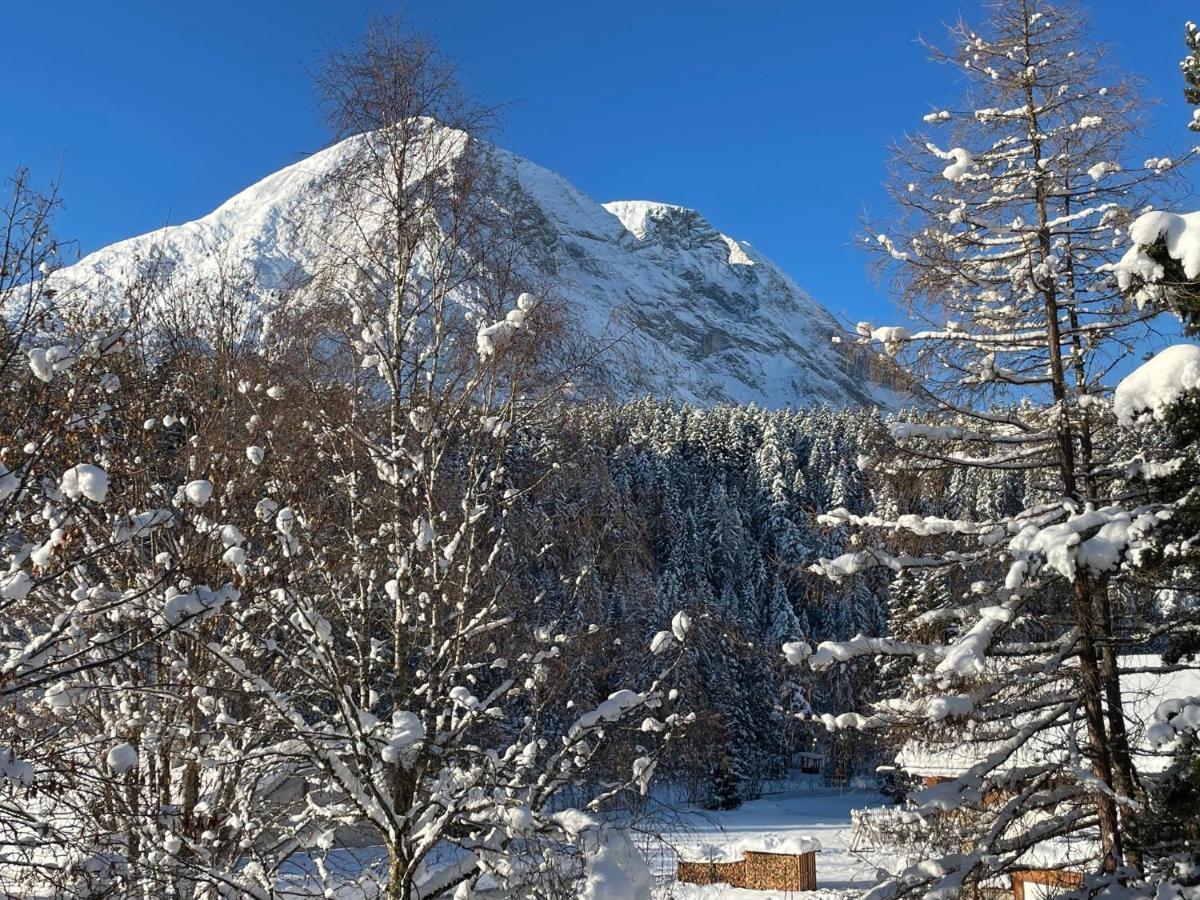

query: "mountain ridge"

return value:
[42, 130, 884, 408]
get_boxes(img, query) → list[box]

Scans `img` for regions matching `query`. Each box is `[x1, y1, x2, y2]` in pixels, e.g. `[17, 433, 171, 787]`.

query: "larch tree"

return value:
[791, 1, 1193, 896]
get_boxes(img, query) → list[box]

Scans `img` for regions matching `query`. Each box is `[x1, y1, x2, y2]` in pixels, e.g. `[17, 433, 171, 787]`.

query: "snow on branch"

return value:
[1112, 210, 1200, 298]
[926, 142, 975, 181]
[1007, 503, 1170, 584]
[1113, 343, 1200, 426]
[806, 634, 933, 673]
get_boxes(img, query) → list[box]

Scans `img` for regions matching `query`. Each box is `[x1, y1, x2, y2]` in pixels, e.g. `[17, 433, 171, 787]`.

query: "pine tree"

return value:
[1107, 44, 1200, 868]
[1185, 21, 1200, 132]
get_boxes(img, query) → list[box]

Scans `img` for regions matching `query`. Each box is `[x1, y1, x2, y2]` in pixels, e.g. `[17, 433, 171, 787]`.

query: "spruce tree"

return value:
[1185, 21, 1200, 132]
[1107, 35, 1200, 865]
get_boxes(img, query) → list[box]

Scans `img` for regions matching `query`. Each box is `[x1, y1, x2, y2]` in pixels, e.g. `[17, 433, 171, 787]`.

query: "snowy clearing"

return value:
[644, 788, 882, 899]
[260, 787, 884, 898]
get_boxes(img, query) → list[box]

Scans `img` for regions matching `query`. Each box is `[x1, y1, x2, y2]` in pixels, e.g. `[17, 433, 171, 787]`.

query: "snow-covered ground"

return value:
[264, 786, 884, 898]
[643, 787, 883, 899]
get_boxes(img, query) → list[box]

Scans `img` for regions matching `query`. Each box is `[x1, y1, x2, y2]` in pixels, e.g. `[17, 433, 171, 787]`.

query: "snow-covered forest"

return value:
[4, 1, 1200, 898]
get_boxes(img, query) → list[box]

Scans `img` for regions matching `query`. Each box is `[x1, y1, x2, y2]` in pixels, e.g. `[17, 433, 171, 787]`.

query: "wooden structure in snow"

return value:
[884, 656, 1200, 895]
[894, 655, 1200, 786]
[676, 858, 746, 888]
[677, 836, 820, 891]
[794, 751, 825, 775]
[743, 849, 818, 891]
[1010, 867, 1084, 899]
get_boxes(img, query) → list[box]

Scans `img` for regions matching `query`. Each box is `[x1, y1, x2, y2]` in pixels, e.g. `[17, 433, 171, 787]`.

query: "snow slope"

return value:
[42, 128, 881, 409]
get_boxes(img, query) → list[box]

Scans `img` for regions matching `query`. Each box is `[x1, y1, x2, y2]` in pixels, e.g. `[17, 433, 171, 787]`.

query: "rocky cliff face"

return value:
[42, 129, 882, 408]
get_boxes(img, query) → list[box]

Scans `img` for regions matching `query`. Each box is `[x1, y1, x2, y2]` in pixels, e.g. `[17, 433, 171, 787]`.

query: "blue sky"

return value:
[3, 2, 1196, 324]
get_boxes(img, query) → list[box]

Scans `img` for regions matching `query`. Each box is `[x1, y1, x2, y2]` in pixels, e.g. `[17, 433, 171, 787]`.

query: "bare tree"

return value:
[797, 1, 1194, 896]
[167, 20, 687, 899]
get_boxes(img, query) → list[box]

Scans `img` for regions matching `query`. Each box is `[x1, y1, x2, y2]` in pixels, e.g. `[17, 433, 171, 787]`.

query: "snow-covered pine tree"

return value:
[1111, 348, 1200, 885]
[797, 1, 1191, 894]
[1104, 63, 1200, 875]
[1185, 21, 1200, 133]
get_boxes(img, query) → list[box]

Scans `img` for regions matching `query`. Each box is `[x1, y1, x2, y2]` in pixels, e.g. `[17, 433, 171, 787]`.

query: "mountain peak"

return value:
[44, 130, 884, 408]
[604, 200, 756, 268]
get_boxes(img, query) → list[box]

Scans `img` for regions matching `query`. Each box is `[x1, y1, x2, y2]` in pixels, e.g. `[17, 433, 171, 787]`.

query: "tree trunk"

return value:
[1021, 1, 1123, 864]
[387, 843, 411, 900]
[1095, 583, 1142, 870]
[1072, 578, 1124, 872]
[1056, 143, 1140, 877]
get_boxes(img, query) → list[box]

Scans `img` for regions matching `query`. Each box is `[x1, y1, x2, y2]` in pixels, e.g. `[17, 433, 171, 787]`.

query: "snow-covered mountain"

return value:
[43, 131, 882, 408]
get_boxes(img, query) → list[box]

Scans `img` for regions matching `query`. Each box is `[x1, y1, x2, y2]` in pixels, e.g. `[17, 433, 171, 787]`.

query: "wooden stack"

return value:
[1010, 868, 1084, 900]
[676, 858, 746, 888]
[677, 848, 817, 891]
[743, 850, 817, 891]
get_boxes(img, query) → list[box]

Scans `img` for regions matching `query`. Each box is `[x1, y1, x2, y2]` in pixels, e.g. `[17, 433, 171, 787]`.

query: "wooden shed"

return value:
[794, 751, 825, 775]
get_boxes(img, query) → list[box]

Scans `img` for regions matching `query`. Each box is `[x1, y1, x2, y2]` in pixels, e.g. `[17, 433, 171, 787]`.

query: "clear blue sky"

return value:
[3, 2, 1195, 324]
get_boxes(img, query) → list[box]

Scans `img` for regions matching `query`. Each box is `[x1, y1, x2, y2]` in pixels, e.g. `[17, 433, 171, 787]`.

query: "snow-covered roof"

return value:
[1007, 817, 1100, 874]
[896, 655, 1200, 778]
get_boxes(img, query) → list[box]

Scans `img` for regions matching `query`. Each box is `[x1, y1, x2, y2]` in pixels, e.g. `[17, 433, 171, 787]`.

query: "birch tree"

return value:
[167, 22, 687, 899]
